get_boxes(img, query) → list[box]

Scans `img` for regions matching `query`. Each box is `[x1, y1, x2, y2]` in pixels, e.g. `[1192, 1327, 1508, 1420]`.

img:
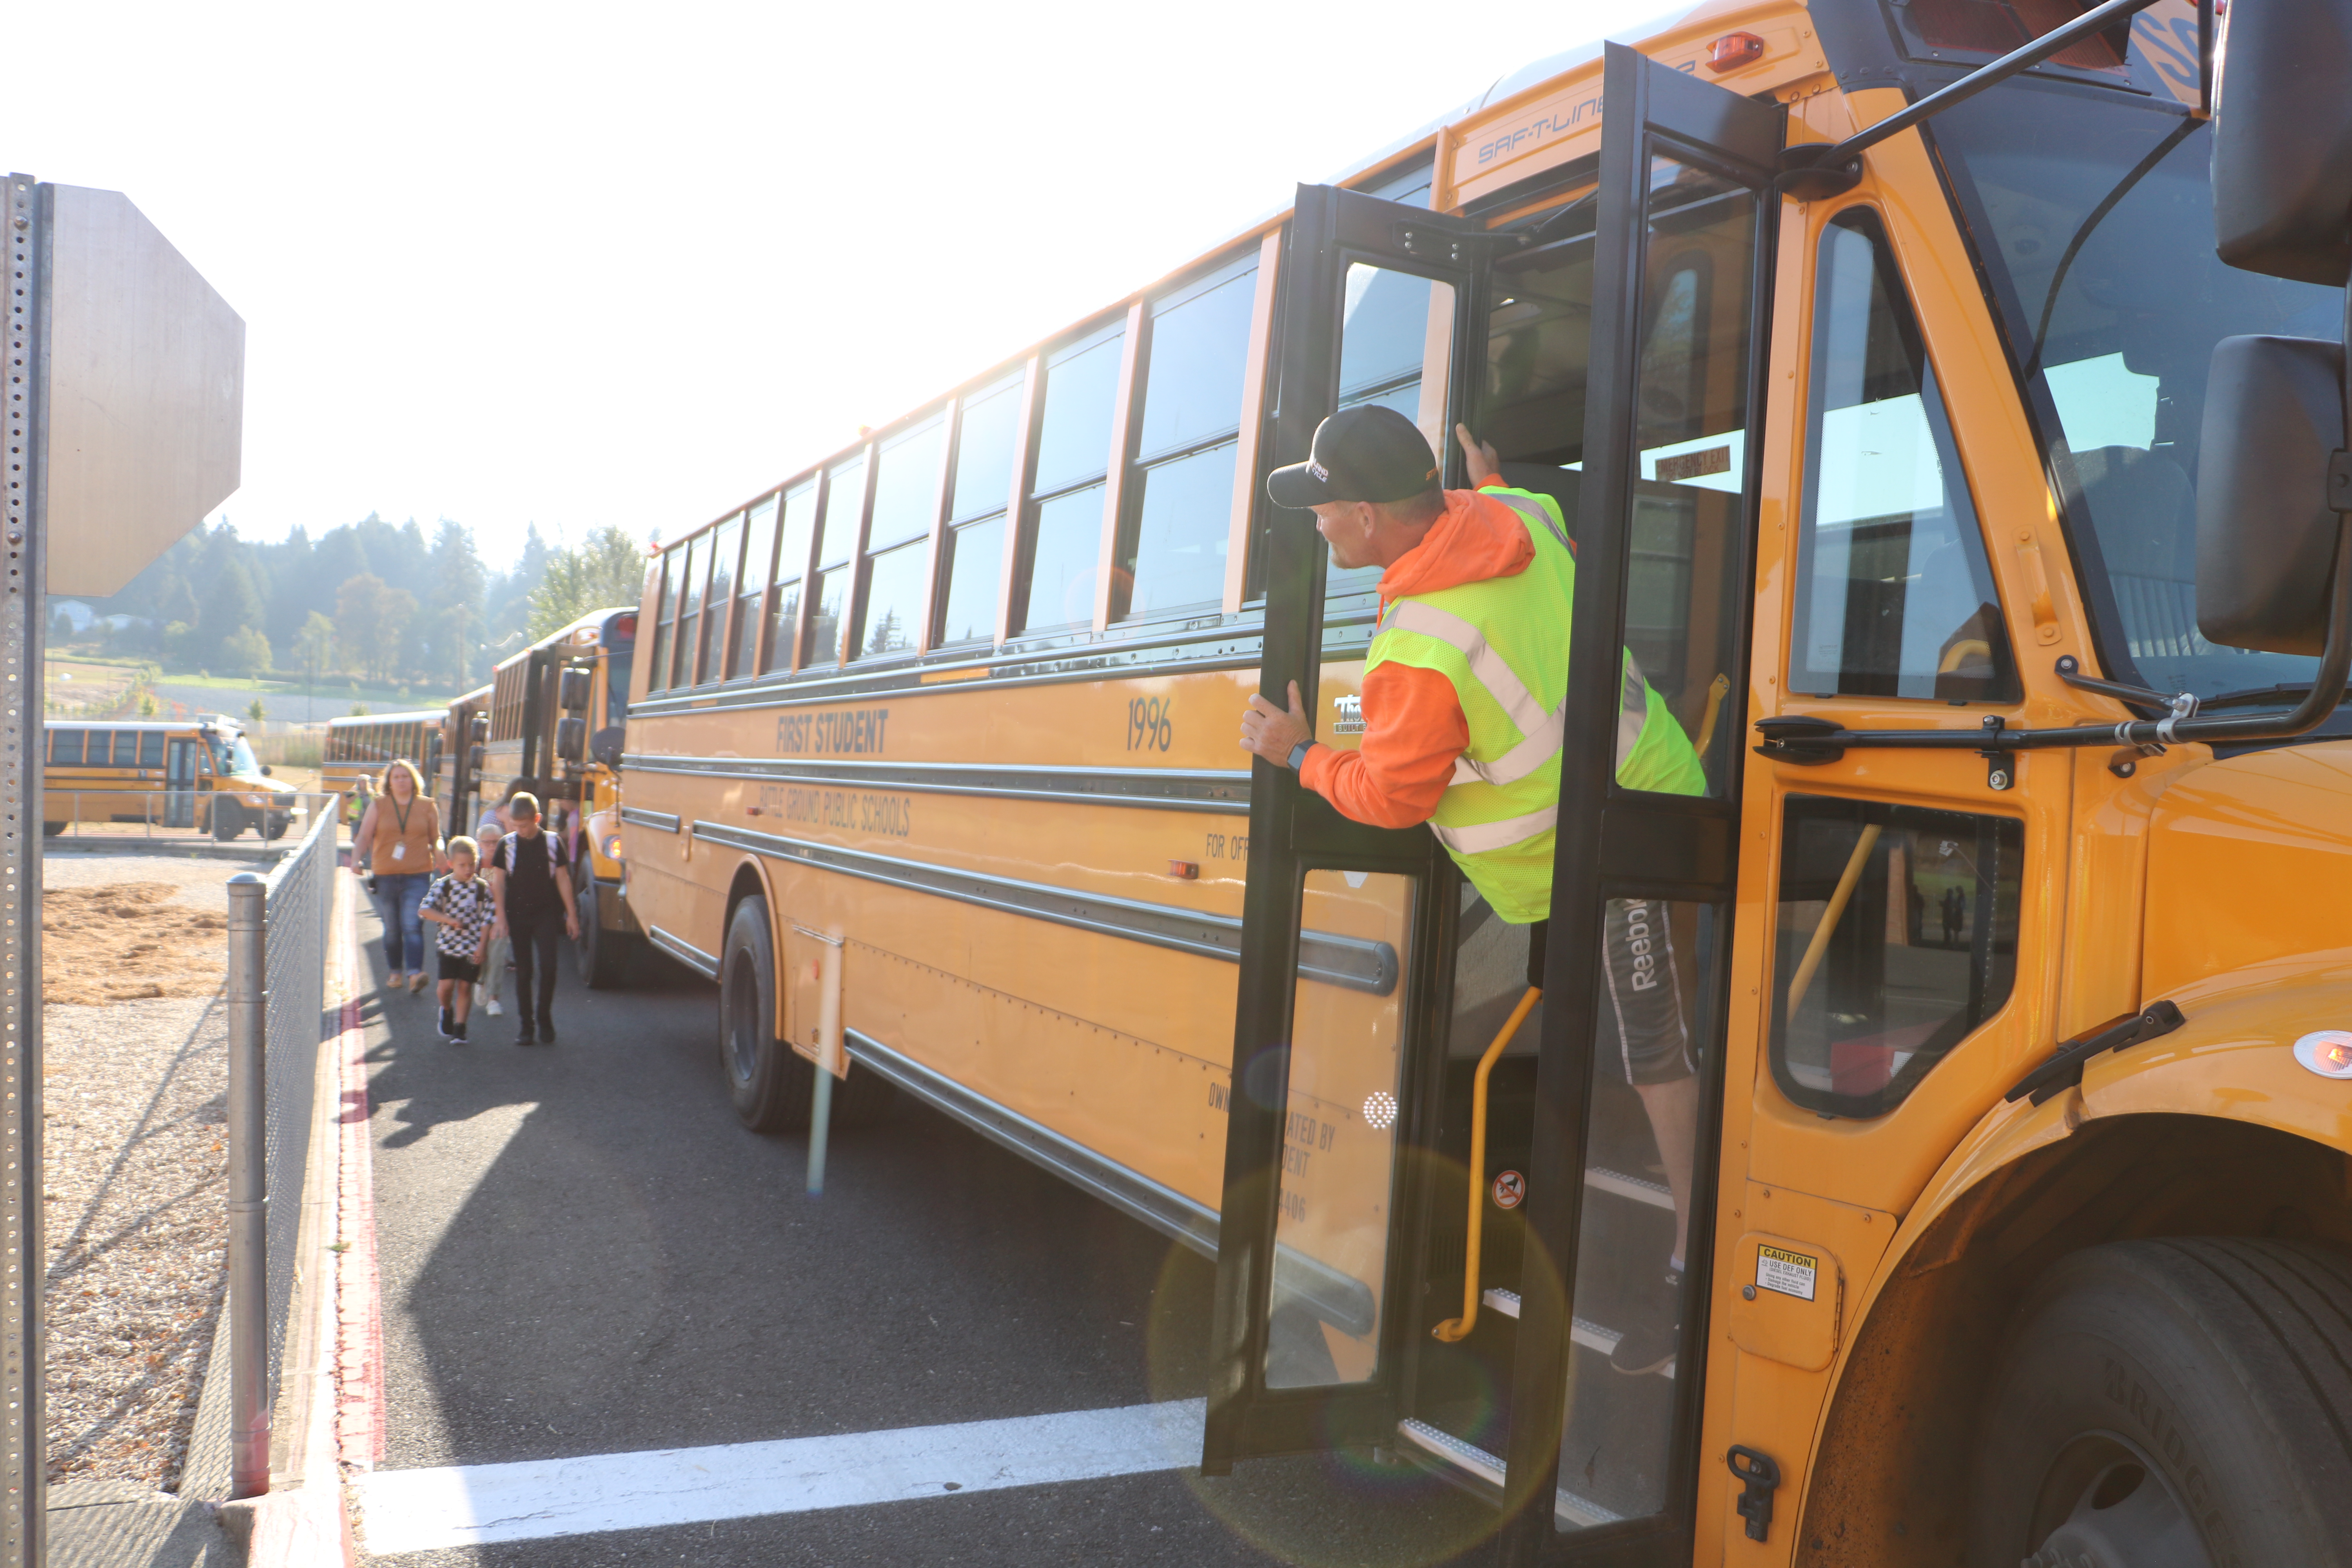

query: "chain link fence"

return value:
[225, 797, 338, 1488]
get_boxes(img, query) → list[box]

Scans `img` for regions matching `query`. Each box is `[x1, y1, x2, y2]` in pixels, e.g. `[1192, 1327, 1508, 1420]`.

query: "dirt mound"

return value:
[42, 884, 227, 1005]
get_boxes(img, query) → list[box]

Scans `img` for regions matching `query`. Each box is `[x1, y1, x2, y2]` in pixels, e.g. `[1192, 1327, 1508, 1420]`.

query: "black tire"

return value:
[41, 822, 61, 838]
[1970, 1238, 2352, 1568]
[264, 814, 290, 842]
[211, 800, 246, 841]
[718, 896, 813, 1134]
[575, 881, 637, 990]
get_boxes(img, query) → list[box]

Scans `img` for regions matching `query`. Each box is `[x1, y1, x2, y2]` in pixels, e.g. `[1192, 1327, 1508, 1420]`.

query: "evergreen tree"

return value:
[427, 519, 487, 688]
[527, 526, 650, 639]
[197, 555, 262, 670]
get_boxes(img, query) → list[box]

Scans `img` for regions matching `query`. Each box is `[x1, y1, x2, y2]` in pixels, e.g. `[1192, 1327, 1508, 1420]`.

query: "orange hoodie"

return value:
[1298, 485, 1543, 829]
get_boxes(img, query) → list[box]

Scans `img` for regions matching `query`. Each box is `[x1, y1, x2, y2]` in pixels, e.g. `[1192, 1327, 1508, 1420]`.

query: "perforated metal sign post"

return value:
[3, 172, 245, 1561]
[5, 170, 50, 1568]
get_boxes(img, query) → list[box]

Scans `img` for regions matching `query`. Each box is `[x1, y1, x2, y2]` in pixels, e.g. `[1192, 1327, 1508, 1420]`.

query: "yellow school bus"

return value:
[482, 610, 643, 985]
[620, 2, 2352, 1561]
[323, 709, 448, 798]
[45, 717, 299, 840]
[436, 682, 493, 834]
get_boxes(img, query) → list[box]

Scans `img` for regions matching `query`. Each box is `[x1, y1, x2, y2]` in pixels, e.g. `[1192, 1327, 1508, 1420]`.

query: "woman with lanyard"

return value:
[354, 759, 444, 994]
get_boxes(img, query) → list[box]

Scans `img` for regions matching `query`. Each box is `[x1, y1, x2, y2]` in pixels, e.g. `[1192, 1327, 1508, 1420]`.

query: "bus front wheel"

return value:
[718, 896, 811, 1134]
[1970, 1238, 2352, 1568]
[211, 801, 246, 842]
[575, 882, 637, 990]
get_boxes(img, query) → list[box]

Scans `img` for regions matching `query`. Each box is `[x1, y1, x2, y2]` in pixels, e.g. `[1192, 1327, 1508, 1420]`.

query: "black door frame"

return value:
[1201, 182, 1492, 1471]
[1497, 44, 1784, 1568]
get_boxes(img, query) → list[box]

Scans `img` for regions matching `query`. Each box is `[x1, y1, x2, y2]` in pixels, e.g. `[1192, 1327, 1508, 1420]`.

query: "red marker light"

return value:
[1707, 32, 1766, 73]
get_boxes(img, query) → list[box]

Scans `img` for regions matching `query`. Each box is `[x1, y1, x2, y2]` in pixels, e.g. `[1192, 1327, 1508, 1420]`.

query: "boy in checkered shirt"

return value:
[419, 837, 495, 1043]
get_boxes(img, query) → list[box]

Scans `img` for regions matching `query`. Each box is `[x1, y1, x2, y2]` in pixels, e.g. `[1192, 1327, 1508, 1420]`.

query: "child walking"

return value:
[418, 836, 496, 1043]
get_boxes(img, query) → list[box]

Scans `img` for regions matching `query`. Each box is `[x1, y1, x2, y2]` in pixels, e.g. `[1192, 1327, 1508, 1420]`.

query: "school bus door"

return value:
[1207, 46, 1781, 1568]
[165, 737, 200, 828]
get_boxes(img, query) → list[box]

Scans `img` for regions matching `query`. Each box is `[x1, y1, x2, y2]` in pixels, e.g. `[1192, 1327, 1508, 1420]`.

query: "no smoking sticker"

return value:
[1490, 1170, 1526, 1210]
[1756, 1244, 1818, 1302]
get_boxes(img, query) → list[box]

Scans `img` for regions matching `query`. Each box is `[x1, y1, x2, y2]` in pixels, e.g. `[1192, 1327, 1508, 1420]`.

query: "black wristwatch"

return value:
[1286, 740, 1314, 771]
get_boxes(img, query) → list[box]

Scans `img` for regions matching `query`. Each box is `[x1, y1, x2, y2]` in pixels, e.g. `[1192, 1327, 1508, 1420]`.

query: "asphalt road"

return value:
[350, 900, 1502, 1566]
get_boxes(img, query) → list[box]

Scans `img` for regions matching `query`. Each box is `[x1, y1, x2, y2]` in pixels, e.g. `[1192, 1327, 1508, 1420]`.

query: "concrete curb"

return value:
[224, 867, 363, 1566]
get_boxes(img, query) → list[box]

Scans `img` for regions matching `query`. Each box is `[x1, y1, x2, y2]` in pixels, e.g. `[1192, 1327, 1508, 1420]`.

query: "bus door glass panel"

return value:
[1771, 797, 2023, 1118]
[1205, 181, 1485, 1473]
[1325, 266, 1454, 605]
[165, 738, 199, 828]
[1266, 868, 1414, 1390]
[1792, 208, 2018, 703]
[1496, 47, 1777, 1559]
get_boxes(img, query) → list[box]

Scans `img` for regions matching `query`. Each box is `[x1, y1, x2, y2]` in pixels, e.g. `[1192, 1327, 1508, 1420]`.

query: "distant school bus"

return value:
[323, 709, 448, 798]
[620, 3, 2352, 1563]
[481, 610, 642, 984]
[438, 683, 493, 833]
[45, 717, 298, 840]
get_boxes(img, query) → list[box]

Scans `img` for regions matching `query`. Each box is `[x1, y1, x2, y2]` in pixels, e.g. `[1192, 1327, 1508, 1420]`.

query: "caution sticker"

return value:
[1490, 1170, 1526, 1210]
[1755, 1245, 1818, 1302]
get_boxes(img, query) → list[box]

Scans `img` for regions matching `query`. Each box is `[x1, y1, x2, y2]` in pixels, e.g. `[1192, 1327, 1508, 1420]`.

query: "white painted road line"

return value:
[357, 1398, 1208, 1553]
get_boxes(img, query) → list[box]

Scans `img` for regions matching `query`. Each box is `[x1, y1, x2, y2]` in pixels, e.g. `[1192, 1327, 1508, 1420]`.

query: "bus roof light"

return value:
[1707, 32, 1766, 72]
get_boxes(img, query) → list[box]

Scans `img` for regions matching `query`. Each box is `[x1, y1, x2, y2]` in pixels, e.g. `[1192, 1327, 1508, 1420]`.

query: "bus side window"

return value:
[104, 731, 130, 766]
[670, 533, 703, 689]
[1771, 795, 2022, 1118]
[52, 730, 82, 766]
[647, 551, 675, 693]
[139, 731, 163, 768]
[808, 455, 866, 668]
[934, 374, 1020, 648]
[855, 414, 946, 661]
[1019, 323, 1124, 635]
[1792, 207, 2018, 703]
[700, 510, 744, 685]
[730, 493, 778, 681]
[1115, 254, 1258, 622]
[766, 481, 816, 674]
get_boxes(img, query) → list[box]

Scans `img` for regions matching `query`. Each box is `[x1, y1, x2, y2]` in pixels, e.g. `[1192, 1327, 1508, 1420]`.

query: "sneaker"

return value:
[407, 973, 428, 995]
[452, 1020, 468, 1044]
[516, 1024, 536, 1047]
[537, 1018, 557, 1044]
[438, 1005, 454, 1038]
[1608, 1265, 1682, 1376]
[485, 998, 503, 1017]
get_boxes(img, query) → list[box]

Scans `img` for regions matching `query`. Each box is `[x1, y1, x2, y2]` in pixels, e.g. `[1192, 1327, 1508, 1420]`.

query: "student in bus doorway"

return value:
[352, 759, 444, 995]
[418, 837, 494, 1043]
[487, 791, 579, 1045]
[1237, 405, 1706, 1377]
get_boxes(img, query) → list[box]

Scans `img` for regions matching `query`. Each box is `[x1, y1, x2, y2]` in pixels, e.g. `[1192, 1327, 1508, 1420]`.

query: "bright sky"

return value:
[12, 0, 1658, 573]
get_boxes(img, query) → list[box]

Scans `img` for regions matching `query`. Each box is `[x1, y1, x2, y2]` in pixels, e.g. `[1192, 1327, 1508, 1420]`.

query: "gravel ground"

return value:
[41, 853, 250, 1493]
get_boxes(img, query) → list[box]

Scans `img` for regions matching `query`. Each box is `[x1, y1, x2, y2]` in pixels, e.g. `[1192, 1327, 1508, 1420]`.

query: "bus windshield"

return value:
[208, 733, 261, 776]
[606, 646, 631, 730]
[1932, 88, 2342, 705]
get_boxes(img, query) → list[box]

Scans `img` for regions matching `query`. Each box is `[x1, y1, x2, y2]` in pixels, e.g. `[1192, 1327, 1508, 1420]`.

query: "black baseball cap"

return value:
[1267, 405, 1441, 510]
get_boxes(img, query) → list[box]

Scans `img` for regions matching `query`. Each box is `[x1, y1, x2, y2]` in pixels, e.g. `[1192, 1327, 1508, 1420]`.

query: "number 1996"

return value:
[1126, 697, 1173, 753]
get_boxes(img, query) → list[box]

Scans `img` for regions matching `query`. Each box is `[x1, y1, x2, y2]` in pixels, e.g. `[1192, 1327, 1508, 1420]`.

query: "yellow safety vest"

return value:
[1365, 488, 1706, 922]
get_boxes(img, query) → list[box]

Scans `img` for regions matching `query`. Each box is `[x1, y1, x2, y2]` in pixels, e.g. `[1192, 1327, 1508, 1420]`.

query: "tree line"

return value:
[64, 515, 651, 691]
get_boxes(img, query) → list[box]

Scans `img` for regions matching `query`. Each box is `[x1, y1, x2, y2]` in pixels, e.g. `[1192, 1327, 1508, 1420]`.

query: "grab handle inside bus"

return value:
[1432, 984, 1543, 1344]
[1785, 824, 1882, 1026]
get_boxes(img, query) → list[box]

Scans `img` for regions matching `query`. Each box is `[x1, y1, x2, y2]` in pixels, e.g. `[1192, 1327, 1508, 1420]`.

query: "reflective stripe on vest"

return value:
[1365, 486, 1705, 919]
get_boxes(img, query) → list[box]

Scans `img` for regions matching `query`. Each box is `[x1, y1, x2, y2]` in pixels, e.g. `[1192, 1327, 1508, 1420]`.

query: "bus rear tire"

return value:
[575, 882, 637, 990]
[1969, 1237, 2352, 1568]
[718, 896, 810, 1134]
[211, 801, 245, 842]
[264, 814, 290, 842]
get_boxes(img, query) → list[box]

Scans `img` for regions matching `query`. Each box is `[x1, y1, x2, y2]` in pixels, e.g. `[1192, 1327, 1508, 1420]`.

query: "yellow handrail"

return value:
[1785, 824, 1882, 1025]
[1694, 673, 1732, 759]
[1432, 984, 1544, 1343]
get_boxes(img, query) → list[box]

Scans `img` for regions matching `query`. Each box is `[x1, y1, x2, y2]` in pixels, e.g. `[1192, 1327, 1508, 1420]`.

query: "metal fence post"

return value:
[225, 871, 269, 1498]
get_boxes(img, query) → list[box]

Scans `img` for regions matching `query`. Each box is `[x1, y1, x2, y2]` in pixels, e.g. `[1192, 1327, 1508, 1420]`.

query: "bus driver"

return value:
[1236, 405, 1704, 1376]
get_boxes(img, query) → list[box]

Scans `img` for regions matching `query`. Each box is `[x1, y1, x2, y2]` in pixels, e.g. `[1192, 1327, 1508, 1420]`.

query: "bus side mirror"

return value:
[468, 744, 485, 773]
[589, 726, 624, 770]
[558, 668, 592, 714]
[470, 713, 488, 741]
[555, 715, 587, 764]
[2197, 335, 2347, 654]
[2212, 0, 2352, 288]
